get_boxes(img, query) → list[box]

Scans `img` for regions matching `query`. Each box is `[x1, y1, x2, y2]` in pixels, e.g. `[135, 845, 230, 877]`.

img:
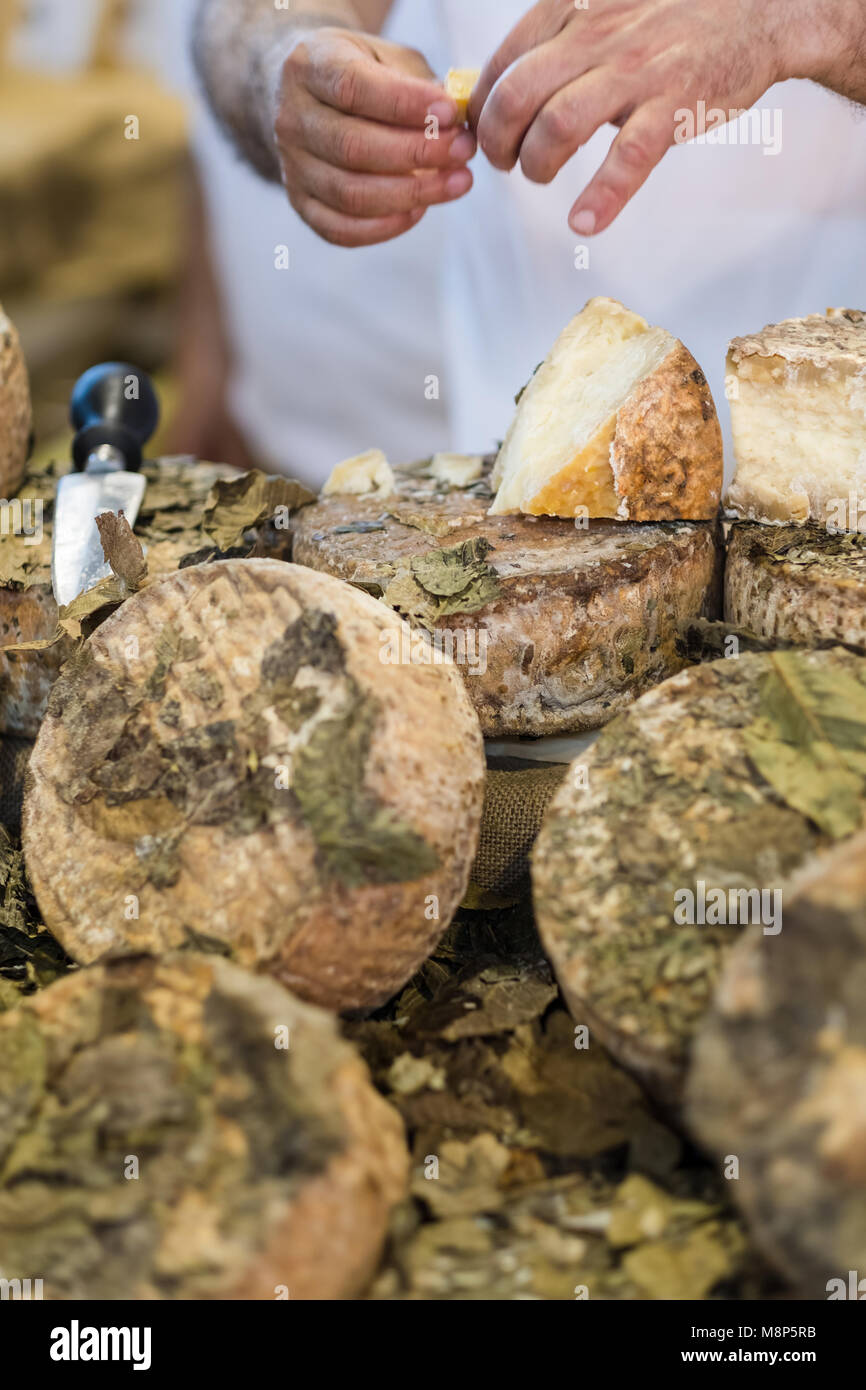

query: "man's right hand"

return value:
[273, 28, 476, 247]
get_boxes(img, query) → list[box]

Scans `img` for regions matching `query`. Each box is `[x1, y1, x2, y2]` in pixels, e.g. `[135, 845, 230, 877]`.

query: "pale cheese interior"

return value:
[489, 298, 675, 517]
[322, 448, 394, 498]
[445, 68, 481, 124]
[726, 353, 866, 524]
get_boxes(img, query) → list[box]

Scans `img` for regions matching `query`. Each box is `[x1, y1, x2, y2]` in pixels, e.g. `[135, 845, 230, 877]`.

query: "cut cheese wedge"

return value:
[725, 308, 866, 525]
[489, 297, 723, 522]
[445, 68, 480, 124]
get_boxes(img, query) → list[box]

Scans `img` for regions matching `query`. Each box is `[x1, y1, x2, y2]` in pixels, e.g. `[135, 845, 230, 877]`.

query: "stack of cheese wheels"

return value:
[0, 457, 295, 738]
[688, 831, 866, 1296]
[532, 647, 866, 1109]
[0, 304, 30, 500]
[23, 559, 486, 1012]
[0, 953, 409, 1299]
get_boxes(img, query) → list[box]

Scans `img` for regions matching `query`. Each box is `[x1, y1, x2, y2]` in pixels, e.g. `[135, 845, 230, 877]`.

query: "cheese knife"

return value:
[51, 362, 159, 607]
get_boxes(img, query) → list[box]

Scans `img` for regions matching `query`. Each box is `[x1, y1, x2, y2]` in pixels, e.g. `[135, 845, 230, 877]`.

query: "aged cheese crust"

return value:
[0, 954, 408, 1299]
[687, 832, 866, 1295]
[0, 456, 294, 738]
[532, 650, 866, 1108]
[292, 459, 722, 738]
[23, 559, 485, 1012]
[725, 521, 866, 653]
[725, 307, 866, 524]
[489, 298, 723, 522]
[0, 306, 31, 499]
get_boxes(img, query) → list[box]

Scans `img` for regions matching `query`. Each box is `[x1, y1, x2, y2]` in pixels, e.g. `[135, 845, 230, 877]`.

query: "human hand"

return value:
[468, 0, 852, 235]
[274, 27, 476, 246]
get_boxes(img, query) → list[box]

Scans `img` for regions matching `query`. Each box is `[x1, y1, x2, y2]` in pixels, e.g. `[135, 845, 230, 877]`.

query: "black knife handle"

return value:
[70, 363, 160, 473]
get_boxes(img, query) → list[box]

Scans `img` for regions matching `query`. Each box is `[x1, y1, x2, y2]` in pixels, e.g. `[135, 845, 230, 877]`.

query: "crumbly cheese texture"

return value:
[445, 69, 480, 123]
[429, 452, 483, 488]
[323, 449, 394, 498]
[725, 308, 866, 525]
[489, 297, 723, 522]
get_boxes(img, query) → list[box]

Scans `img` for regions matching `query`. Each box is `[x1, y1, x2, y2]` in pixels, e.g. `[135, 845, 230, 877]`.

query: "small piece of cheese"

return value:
[725, 308, 866, 526]
[445, 68, 481, 124]
[322, 449, 394, 498]
[489, 297, 722, 522]
[429, 453, 484, 489]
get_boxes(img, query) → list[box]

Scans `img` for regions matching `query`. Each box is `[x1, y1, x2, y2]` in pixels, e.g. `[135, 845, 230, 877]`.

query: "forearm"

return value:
[801, 0, 866, 104]
[192, 0, 364, 179]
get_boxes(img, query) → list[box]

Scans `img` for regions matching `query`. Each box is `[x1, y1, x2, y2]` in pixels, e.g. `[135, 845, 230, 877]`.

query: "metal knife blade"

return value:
[51, 362, 160, 607]
[51, 469, 147, 607]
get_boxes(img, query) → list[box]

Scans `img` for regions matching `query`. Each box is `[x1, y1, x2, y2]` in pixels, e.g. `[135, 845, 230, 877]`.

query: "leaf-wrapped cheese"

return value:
[533, 648, 866, 1108]
[23, 559, 486, 1012]
[0, 954, 408, 1298]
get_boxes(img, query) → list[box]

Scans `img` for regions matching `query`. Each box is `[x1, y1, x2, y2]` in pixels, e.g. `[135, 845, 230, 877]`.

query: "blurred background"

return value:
[1, 0, 259, 472]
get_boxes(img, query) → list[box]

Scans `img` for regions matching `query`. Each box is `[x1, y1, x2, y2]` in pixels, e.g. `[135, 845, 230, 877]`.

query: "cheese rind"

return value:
[687, 831, 866, 1293]
[724, 308, 866, 525]
[490, 298, 723, 522]
[323, 449, 394, 498]
[0, 306, 31, 499]
[725, 521, 866, 654]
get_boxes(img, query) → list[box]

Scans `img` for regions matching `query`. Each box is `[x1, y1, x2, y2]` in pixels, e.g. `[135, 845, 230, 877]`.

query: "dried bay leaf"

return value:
[411, 536, 498, 600]
[405, 959, 557, 1042]
[383, 537, 501, 631]
[293, 692, 439, 887]
[743, 650, 866, 838]
[3, 576, 128, 652]
[202, 472, 315, 550]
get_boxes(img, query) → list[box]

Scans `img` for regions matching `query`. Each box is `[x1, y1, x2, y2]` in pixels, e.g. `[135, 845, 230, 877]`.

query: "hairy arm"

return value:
[192, 0, 364, 179]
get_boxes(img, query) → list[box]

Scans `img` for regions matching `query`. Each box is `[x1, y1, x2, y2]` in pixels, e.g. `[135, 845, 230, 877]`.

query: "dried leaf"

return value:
[383, 537, 501, 631]
[743, 650, 866, 838]
[2, 576, 127, 652]
[202, 472, 315, 550]
[96, 511, 148, 590]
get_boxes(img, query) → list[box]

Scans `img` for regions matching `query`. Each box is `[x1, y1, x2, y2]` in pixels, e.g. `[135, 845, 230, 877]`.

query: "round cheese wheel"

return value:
[726, 520, 866, 653]
[292, 461, 722, 739]
[23, 559, 486, 1011]
[0, 954, 408, 1299]
[532, 648, 866, 1108]
[688, 832, 866, 1295]
[0, 306, 31, 499]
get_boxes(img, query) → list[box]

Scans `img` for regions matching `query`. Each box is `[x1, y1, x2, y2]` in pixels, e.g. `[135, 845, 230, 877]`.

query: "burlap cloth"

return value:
[0, 735, 32, 832]
[470, 760, 568, 899]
